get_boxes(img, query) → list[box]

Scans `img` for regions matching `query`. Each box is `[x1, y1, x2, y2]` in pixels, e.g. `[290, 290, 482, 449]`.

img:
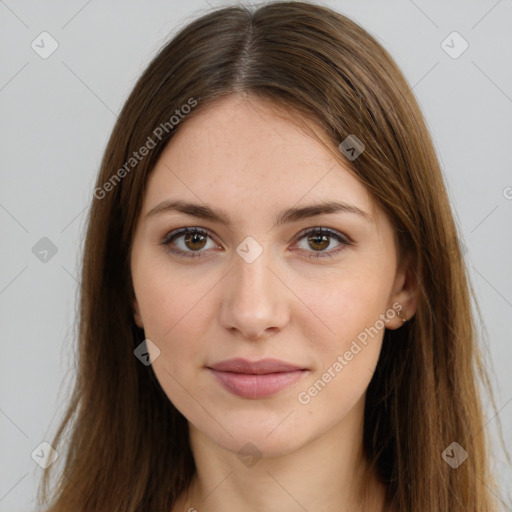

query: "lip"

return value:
[207, 358, 309, 399]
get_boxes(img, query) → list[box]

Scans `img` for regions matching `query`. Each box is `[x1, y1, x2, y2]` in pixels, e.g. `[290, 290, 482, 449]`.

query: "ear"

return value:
[386, 251, 418, 330]
[133, 298, 144, 328]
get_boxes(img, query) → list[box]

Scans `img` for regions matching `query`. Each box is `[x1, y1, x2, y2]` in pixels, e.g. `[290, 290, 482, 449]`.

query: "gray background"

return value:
[1, 0, 511, 510]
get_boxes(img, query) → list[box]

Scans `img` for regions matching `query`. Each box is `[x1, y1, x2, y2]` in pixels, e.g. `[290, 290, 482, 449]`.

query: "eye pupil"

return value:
[309, 234, 329, 251]
[185, 232, 207, 250]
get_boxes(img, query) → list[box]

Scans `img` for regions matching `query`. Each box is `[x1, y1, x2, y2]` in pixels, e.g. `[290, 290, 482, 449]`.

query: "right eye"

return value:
[161, 227, 220, 259]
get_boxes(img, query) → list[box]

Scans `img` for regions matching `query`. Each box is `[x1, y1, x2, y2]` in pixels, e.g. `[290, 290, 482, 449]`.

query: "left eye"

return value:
[161, 227, 351, 259]
[293, 228, 351, 258]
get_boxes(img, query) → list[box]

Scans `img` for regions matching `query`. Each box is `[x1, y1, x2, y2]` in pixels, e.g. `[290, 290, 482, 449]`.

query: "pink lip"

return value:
[207, 358, 309, 399]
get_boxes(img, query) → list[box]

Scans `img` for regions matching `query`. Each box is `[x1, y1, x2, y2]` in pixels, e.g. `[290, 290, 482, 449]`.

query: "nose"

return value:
[219, 248, 289, 341]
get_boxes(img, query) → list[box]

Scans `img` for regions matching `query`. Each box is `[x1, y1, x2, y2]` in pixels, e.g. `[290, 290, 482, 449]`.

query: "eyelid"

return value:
[292, 226, 353, 245]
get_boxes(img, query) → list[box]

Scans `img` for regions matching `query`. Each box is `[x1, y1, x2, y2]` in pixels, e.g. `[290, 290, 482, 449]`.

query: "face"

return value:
[130, 94, 415, 457]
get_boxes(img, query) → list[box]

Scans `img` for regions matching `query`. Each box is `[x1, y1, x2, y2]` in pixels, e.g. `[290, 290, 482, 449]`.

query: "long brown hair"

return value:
[38, 2, 507, 510]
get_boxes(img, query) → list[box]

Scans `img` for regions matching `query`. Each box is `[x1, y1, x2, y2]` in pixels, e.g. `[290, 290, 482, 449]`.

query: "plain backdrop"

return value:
[1, 0, 511, 510]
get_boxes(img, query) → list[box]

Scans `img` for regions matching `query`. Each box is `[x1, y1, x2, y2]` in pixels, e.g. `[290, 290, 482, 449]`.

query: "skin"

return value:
[130, 94, 417, 512]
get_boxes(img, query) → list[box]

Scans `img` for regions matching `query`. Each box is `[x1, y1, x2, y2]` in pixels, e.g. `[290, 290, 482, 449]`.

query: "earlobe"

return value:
[387, 255, 418, 330]
[396, 308, 408, 324]
[133, 299, 144, 328]
[387, 295, 416, 330]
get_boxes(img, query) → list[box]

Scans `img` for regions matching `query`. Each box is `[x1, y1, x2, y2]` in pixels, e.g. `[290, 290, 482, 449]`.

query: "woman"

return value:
[39, 2, 506, 511]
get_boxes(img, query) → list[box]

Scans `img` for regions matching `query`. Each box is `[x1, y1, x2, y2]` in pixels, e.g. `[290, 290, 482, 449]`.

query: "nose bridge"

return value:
[219, 240, 288, 339]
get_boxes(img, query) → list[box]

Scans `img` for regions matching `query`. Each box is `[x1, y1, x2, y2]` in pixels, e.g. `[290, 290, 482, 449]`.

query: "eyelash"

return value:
[160, 227, 352, 260]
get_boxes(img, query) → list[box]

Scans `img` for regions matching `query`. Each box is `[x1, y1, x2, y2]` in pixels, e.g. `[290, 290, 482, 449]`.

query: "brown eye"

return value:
[294, 227, 352, 259]
[184, 232, 207, 251]
[307, 233, 330, 251]
[161, 228, 217, 259]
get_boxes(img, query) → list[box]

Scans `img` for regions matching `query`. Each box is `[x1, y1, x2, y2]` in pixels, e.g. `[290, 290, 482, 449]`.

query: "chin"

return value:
[190, 408, 315, 460]
[218, 429, 306, 459]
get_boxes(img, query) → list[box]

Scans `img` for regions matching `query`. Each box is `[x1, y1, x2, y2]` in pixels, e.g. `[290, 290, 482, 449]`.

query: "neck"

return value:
[174, 395, 386, 512]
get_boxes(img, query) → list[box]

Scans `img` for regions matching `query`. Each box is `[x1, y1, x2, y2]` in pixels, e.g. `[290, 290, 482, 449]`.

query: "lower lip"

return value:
[208, 369, 308, 399]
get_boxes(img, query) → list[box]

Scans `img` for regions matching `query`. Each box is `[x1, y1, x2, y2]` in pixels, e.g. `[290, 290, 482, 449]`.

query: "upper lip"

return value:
[207, 358, 306, 374]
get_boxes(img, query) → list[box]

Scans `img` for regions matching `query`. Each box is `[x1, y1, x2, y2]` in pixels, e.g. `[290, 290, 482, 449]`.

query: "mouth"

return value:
[206, 358, 310, 399]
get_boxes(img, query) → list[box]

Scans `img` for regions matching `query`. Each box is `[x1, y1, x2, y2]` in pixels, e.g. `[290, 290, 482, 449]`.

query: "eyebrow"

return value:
[145, 199, 372, 225]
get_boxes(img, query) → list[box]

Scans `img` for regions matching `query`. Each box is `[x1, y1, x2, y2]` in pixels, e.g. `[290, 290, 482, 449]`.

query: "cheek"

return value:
[134, 265, 217, 421]
[291, 271, 390, 408]
[294, 264, 391, 349]
[292, 279, 386, 421]
[134, 257, 215, 340]
[133, 269, 198, 382]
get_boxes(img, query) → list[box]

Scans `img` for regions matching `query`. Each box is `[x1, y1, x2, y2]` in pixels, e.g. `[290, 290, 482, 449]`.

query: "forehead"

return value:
[142, 95, 378, 223]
